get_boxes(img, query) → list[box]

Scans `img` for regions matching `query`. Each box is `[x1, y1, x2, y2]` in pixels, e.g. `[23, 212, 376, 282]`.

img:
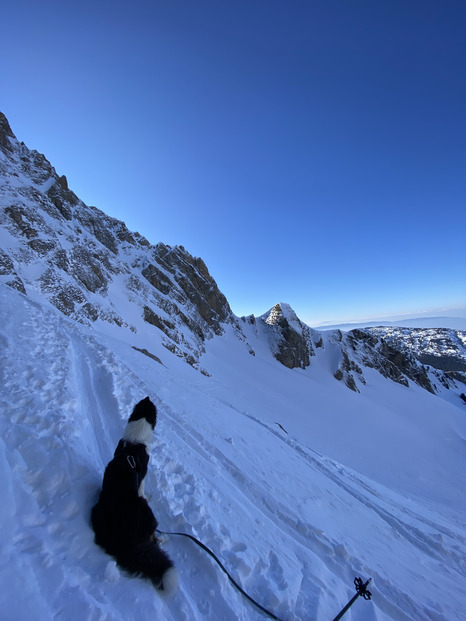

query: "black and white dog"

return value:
[91, 397, 178, 595]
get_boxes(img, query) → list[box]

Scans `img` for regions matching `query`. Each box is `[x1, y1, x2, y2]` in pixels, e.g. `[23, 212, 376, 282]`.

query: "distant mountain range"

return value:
[314, 312, 466, 332]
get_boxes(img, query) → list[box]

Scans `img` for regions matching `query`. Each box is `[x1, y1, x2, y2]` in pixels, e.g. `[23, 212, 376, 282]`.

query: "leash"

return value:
[156, 528, 283, 620]
[157, 528, 372, 621]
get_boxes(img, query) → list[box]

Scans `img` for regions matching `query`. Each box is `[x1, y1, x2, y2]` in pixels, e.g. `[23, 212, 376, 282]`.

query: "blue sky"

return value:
[2, 0, 465, 325]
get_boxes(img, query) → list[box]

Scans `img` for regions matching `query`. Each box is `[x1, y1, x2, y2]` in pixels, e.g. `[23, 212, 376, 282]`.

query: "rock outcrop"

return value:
[0, 111, 234, 369]
[261, 303, 314, 369]
[343, 329, 435, 393]
[366, 326, 466, 385]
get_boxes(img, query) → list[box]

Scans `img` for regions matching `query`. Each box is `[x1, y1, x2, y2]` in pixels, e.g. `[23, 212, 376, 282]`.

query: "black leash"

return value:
[157, 528, 372, 621]
[156, 528, 283, 620]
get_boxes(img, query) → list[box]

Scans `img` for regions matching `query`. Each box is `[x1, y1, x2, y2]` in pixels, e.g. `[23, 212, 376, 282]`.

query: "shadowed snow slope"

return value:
[1, 285, 466, 621]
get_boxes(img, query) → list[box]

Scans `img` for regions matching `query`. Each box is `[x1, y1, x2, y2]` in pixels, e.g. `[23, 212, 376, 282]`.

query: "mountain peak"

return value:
[261, 303, 314, 369]
[265, 302, 302, 331]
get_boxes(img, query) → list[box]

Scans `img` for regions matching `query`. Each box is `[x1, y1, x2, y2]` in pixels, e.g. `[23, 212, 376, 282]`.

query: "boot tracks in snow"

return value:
[156, 528, 372, 620]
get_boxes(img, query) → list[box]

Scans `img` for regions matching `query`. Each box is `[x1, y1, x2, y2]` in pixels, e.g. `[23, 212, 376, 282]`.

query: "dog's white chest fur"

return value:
[123, 418, 154, 447]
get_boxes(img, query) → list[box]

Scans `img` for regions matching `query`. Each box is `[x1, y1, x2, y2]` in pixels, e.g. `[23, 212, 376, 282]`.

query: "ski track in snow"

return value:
[1, 286, 466, 620]
[157, 395, 465, 621]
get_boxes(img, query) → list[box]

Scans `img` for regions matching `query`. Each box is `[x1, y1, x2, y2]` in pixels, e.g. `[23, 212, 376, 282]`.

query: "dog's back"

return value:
[91, 444, 153, 554]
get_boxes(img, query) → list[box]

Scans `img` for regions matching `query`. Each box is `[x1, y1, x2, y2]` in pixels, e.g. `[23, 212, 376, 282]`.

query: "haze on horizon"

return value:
[2, 0, 465, 325]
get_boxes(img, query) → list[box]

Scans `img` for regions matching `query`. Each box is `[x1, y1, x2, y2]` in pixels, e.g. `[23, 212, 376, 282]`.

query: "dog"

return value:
[91, 397, 178, 595]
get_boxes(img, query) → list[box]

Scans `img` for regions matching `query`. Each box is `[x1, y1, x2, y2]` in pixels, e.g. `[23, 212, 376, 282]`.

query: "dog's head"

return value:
[128, 396, 157, 429]
[123, 397, 157, 447]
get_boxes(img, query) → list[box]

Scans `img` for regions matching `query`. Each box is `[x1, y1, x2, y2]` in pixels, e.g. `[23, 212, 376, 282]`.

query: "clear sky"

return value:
[2, 0, 465, 325]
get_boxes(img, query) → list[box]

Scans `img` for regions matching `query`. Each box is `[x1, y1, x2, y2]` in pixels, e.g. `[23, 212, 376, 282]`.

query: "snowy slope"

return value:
[1, 285, 466, 621]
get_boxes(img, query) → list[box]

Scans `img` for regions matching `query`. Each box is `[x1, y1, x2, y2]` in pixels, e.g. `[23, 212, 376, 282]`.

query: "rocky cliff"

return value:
[261, 303, 315, 369]
[366, 326, 466, 386]
[0, 112, 234, 370]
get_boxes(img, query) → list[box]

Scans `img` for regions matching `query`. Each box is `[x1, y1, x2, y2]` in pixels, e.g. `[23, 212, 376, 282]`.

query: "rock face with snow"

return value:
[0, 112, 234, 369]
[339, 328, 436, 393]
[261, 302, 315, 369]
[366, 326, 466, 384]
[240, 303, 441, 394]
[0, 111, 461, 398]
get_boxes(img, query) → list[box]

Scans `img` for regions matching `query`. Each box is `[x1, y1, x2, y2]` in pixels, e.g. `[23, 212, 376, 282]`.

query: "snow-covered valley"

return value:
[1, 285, 465, 621]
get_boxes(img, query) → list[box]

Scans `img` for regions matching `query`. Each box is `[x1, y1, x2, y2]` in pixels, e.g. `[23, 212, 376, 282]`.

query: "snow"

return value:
[263, 302, 307, 337]
[1, 284, 466, 620]
[366, 326, 466, 366]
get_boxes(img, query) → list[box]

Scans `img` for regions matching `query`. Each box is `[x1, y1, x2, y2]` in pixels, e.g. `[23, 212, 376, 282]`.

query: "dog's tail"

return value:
[118, 541, 178, 596]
